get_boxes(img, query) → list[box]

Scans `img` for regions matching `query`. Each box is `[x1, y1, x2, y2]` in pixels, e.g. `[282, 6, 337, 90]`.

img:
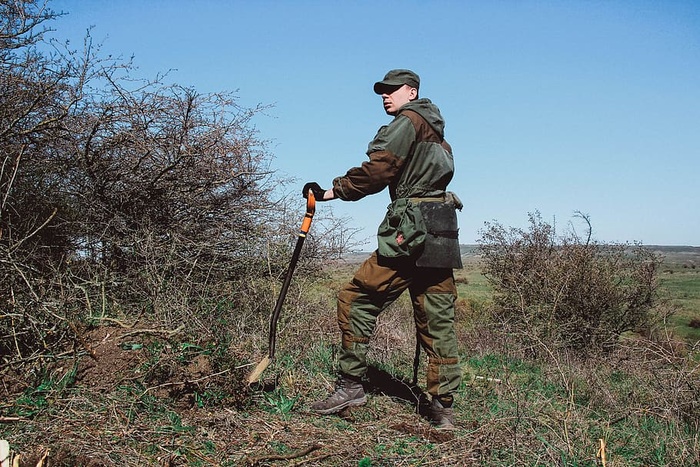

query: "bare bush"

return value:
[478, 211, 662, 352]
[621, 331, 700, 426]
[0, 1, 354, 369]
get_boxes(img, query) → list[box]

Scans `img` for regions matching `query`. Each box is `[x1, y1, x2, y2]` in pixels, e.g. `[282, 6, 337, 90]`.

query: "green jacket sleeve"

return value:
[332, 116, 415, 201]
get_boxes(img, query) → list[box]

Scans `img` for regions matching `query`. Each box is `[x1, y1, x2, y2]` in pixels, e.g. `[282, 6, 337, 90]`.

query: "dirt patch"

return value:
[1, 323, 250, 409]
[74, 325, 152, 390]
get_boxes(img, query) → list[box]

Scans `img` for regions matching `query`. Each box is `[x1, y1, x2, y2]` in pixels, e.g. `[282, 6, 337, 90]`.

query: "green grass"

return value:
[3, 249, 699, 466]
[455, 257, 493, 302]
[658, 268, 700, 342]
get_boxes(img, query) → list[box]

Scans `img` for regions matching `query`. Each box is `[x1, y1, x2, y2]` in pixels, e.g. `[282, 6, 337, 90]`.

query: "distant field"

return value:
[652, 246, 700, 341]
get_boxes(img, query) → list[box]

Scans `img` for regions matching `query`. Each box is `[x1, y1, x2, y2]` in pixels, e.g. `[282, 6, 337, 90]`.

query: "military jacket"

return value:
[332, 98, 454, 202]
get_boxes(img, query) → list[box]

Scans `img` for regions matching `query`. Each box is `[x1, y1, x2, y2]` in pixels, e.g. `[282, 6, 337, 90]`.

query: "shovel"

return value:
[247, 190, 316, 384]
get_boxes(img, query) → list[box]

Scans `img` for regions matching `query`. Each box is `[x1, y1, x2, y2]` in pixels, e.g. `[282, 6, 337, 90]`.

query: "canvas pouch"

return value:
[376, 197, 427, 259]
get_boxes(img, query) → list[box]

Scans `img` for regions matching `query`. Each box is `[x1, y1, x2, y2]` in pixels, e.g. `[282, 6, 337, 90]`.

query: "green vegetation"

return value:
[658, 261, 700, 341]
[1, 248, 698, 466]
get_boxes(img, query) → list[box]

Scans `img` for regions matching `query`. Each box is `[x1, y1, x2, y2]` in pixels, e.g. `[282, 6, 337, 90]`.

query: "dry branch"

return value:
[142, 368, 231, 395]
[121, 325, 185, 339]
[68, 321, 99, 361]
[247, 444, 321, 465]
[0, 417, 23, 423]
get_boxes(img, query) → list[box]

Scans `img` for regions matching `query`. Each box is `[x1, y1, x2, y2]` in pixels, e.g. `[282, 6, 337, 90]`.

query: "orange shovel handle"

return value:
[300, 189, 316, 235]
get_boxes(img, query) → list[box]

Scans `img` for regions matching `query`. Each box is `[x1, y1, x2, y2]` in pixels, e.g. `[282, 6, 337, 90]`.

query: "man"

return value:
[303, 69, 462, 429]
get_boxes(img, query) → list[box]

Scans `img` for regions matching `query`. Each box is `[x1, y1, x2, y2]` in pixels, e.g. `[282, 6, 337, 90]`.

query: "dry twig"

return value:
[247, 444, 321, 465]
[68, 321, 99, 361]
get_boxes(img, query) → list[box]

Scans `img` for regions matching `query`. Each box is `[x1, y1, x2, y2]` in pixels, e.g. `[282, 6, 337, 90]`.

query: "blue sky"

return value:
[48, 0, 700, 247]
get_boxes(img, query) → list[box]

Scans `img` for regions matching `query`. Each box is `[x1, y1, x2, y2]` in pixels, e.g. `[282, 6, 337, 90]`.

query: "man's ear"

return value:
[409, 87, 418, 100]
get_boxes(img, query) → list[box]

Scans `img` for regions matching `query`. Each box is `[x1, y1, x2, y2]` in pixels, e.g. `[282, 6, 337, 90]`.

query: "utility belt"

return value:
[376, 192, 463, 269]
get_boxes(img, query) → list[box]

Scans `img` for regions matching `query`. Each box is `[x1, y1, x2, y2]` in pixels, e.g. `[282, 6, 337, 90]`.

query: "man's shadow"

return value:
[364, 365, 431, 419]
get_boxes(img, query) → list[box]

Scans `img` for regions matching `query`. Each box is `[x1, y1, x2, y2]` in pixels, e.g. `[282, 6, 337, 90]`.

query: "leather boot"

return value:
[311, 375, 367, 415]
[429, 397, 456, 429]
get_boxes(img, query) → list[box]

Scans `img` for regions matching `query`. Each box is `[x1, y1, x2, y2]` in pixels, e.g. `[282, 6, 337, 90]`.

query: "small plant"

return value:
[263, 388, 298, 419]
[160, 410, 194, 435]
[194, 389, 225, 408]
[11, 365, 77, 417]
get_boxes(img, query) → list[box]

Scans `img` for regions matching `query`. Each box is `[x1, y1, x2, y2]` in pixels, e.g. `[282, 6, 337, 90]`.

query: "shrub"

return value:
[478, 211, 662, 353]
[0, 1, 355, 367]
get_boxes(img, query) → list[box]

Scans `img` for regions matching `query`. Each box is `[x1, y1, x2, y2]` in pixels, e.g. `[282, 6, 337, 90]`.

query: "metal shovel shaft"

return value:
[247, 191, 316, 384]
[267, 231, 307, 358]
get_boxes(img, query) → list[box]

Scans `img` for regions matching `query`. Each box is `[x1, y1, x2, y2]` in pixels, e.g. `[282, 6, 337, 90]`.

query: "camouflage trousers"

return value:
[336, 251, 461, 398]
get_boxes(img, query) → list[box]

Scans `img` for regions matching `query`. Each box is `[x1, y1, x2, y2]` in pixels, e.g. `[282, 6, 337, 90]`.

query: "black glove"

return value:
[302, 182, 327, 201]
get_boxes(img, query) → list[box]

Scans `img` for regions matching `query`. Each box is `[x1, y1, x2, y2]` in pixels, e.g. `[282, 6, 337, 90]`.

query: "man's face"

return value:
[380, 84, 417, 115]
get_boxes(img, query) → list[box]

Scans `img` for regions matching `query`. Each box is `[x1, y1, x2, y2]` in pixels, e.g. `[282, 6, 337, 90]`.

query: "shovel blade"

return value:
[247, 355, 272, 385]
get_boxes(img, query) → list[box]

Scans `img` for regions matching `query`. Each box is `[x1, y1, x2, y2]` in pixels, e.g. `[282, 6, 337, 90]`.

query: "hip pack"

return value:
[377, 193, 463, 269]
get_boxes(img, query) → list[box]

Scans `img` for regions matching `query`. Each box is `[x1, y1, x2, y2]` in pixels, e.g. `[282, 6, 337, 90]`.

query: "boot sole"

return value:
[311, 395, 367, 415]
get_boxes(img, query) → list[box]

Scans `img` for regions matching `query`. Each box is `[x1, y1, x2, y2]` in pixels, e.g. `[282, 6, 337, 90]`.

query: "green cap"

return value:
[373, 69, 420, 94]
